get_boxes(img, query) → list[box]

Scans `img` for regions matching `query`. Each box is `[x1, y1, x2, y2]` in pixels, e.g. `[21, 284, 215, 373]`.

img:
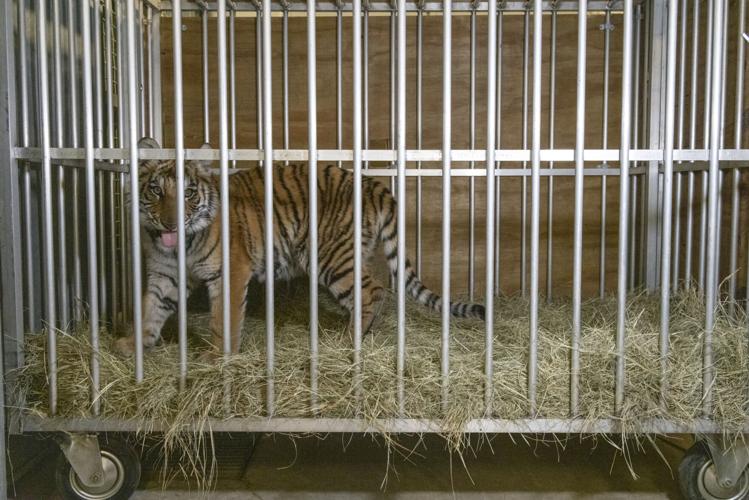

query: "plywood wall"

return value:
[158, 5, 746, 299]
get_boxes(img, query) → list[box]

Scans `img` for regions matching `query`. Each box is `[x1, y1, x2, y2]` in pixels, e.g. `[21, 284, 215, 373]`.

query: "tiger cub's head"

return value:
[137, 137, 218, 249]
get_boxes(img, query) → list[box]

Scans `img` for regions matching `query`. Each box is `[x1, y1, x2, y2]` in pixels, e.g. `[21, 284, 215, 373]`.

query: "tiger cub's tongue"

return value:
[161, 231, 178, 248]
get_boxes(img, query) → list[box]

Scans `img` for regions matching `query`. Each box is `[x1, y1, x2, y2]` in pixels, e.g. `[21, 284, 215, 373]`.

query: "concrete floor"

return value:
[8, 432, 690, 499]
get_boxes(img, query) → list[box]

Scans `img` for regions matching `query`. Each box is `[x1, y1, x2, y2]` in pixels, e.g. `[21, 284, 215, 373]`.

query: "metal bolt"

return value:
[720, 478, 734, 488]
[90, 472, 102, 483]
[182, 25, 188, 32]
[599, 23, 615, 32]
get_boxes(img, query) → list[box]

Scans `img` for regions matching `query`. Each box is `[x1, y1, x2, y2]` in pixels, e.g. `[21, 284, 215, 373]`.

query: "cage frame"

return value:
[1, 0, 749, 495]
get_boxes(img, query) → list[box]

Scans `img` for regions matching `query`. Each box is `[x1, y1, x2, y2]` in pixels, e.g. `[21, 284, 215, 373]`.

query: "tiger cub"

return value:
[114, 138, 485, 358]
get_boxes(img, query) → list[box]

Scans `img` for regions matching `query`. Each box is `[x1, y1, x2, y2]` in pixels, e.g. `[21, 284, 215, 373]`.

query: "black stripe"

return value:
[204, 271, 222, 284]
[149, 271, 178, 289]
[381, 228, 397, 243]
[335, 286, 353, 302]
[328, 266, 353, 287]
[192, 234, 221, 266]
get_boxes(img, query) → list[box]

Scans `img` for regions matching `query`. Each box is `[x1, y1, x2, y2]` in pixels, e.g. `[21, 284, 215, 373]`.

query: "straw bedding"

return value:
[14, 284, 749, 437]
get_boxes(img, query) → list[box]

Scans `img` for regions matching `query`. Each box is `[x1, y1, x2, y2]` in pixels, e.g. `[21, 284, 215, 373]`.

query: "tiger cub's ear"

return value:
[190, 142, 215, 172]
[193, 142, 239, 176]
[138, 136, 162, 170]
[138, 137, 161, 149]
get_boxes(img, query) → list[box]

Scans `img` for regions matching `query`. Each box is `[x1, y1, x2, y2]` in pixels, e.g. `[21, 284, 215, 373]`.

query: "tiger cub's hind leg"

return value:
[326, 267, 385, 341]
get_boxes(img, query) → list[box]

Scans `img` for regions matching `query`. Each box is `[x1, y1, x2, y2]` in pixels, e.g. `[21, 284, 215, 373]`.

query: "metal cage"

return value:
[1, 0, 748, 496]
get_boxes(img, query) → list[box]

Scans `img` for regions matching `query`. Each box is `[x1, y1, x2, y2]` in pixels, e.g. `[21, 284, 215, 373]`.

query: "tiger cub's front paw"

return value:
[114, 335, 137, 357]
[198, 346, 224, 364]
[113, 334, 159, 357]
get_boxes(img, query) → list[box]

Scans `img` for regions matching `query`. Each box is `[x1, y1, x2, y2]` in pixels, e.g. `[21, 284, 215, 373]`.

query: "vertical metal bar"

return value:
[19, 0, 36, 331]
[94, 0, 107, 322]
[637, 2, 651, 288]
[149, 8, 162, 144]
[390, 8, 395, 195]
[218, 0, 232, 366]
[37, 0, 58, 413]
[255, 9, 262, 158]
[528, 0, 542, 416]
[363, 5, 369, 171]
[117, 0, 130, 318]
[671, 0, 687, 292]
[173, 0, 188, 391]
[521, 8, 529, 297]
[485, 0, 497, 416]
[81, 0, 100, 415]
[261, 0, 275, 414]
[353, 0, 364, 404]
[615, 0, 634, 415]
[716, 168, 723, 293]
[546, 7, 556, 302]
[0, 2, 16, 476]
[396, 0, 406, 416]
[0, 0, 20, 475]
[282, 6, 289, 165]
[415, 6, 422, 276]
[105, 0, 119, 328]
[571, 0, 587, 418]
[715, 0, 727, 294]
[146, 6, 154, 138]
[230, 6, 237, 168]
[52, 0, 69, 328]
[704, 0, 724, 417]
[69, 0, 82, 325]
[117, 0, 130, 319]
[599, 9, 611, 299]
[699, 0, 713, 291]
[468, 7, 476, 300]
[202, 6, 210, 143]
[644, 1, 667, 292]
[0, 0, 25, 378]
[719, 0, 728, 151]
[127, 0, 144, 382]
[336, 7, 342, 169]
[138, 2, 146, 136]
[729, 0, 746, 313]
[494, 8, 503, 296]
[0, 291, 6, 491]
[685, 0, 699, 287]
[629, 2, 642, 291]
[308, 0, 319, 413]
[441, 0, 451, 414]
[659, 0, 678, 409]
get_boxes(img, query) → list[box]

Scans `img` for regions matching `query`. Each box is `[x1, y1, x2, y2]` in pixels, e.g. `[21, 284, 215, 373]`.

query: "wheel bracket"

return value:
[57, 433, 107, 489]
[705, 434, 749, 488]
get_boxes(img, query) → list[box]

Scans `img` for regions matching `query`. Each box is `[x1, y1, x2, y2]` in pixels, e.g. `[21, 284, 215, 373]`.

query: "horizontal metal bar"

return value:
[12, 161, 644, 177]
[158, 1, 623, 13]
[14, 147, 749, 163]
[19, 415, 736, 435]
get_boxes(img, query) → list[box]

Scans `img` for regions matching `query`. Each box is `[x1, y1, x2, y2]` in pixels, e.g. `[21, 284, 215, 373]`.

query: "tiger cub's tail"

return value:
[378, 208, 486, 321]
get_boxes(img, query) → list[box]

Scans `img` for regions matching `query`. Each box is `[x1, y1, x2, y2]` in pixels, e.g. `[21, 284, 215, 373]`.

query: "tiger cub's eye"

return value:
[150, 184, 163, 197]
[185, 187, 197, 199]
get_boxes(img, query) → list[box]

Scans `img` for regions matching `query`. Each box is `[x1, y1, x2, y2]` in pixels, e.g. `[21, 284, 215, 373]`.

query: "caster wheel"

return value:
[679, 441, 749, 500]
[55, 435, 141, 500]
